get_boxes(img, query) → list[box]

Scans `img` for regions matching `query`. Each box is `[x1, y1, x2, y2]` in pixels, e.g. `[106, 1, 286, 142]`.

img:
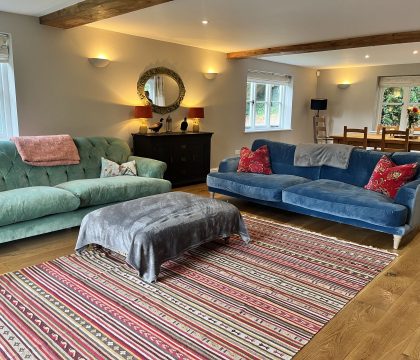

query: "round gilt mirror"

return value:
[137, 67, 186, 114]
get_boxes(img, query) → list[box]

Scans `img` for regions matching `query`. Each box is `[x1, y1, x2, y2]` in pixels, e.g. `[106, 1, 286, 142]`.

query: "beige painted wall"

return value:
[317, 63, 420, 135]
[0, 11, 316, 167]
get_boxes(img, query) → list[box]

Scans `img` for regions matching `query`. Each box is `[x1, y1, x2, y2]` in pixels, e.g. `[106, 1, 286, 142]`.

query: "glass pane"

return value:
[383, 87, 403, 103]
[256, 84, 266, 101]
[246, 83, 251, 100]
[270, 102, 280, 126]
[245, 101, 251, 127]
[381, 105, 402, 126]
[410, 86, 420, 103]
[255, 103, 266, 126]
[271, 85, 280, 102]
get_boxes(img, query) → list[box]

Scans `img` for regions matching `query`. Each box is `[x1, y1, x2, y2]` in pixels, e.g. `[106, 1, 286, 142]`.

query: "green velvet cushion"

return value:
[55, 176, 172, 207]
[0, 186, 80, 227]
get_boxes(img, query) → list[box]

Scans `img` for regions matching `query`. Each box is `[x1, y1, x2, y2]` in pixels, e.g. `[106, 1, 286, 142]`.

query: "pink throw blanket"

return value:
[11, 135, 80, 166]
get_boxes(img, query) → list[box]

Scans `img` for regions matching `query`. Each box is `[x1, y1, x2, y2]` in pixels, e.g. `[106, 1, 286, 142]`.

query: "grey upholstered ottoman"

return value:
[76, 192, 250, 282]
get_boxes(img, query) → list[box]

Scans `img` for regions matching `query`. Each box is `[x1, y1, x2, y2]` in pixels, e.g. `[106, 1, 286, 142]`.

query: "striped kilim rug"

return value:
[0, 215, 397, 359]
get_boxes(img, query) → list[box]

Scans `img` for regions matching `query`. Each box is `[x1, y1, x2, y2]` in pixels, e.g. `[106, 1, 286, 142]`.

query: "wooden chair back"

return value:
[376, 124, 400, 134]
[313, 116, 333, 144]
[381, 128, 410, 152]
[343, 126, 368, 149]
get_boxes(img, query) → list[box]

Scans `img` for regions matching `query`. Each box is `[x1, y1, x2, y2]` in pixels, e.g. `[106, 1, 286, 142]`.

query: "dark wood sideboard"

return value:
[132, 132, 213, 187]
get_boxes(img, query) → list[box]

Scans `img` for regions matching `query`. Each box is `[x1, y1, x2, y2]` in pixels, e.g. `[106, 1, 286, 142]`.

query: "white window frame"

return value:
[245, 71, 293, 133]
[376, 76, 420, 130]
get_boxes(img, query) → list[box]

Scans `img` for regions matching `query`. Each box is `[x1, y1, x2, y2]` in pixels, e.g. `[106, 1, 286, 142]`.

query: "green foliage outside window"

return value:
[381, 87, 402, 126]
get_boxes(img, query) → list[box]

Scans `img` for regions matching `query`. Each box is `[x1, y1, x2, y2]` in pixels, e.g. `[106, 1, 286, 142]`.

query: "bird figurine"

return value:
[149, 118, 164, 133]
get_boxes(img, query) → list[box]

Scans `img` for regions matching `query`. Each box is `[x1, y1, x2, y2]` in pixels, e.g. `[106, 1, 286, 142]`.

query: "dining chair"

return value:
[313, 117, 333, 144]
[343, 126, 368, 149]
[381, 128, 410, 152]
[376, 124, 400, 134]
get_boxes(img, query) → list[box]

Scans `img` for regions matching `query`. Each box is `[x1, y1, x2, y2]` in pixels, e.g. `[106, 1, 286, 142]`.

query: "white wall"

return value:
[0, 11, 317, 167]
[317, 63, 420, 135]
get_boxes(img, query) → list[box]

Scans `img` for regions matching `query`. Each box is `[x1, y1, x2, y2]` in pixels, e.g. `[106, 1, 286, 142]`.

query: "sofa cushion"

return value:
[364, 155, 418, 198]
[238, 145, 272, 175]
[391, 152, 420, 180]
[252, 139, 320, 180]
[100, 157, 137, 178]
[0, 186, 80, 227]
[319, 149, 384, 187]
[282, 179, 407, 227]
[207, 172, 312, 202]
[56, 176, 171, 207]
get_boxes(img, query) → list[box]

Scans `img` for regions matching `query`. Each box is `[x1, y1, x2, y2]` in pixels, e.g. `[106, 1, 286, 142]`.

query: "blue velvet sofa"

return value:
[0, 137, 171, 244]
[207, 139, 420, 249]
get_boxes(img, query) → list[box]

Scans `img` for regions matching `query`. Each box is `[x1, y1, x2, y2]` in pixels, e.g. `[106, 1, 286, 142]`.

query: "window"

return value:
[0, 33, 18, 140]
[378, 76, 420, 129]
[245, 71, 292, 132]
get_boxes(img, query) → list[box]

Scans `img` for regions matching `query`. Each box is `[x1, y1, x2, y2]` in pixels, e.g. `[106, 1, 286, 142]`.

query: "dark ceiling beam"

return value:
[40, 0, 173, 29]
[227, 30, 420, 59]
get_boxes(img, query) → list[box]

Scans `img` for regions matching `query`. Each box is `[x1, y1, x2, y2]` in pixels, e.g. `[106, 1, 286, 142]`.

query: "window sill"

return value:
[244, 128, 292, 134]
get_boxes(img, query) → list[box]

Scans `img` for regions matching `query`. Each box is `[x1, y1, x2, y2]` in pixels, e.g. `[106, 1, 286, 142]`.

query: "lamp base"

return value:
[139, 123, 148, 134]
[192, 121, 200, 133]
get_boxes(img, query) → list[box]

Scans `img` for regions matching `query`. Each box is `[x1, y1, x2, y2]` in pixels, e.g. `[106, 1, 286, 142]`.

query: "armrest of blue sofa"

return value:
[128, 156, 167, 179]
[219, 156, 240, 173]
[395, 179, 420, 228]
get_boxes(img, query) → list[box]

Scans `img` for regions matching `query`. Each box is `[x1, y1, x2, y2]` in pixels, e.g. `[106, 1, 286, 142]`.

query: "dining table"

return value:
[331, 132, 420, 151]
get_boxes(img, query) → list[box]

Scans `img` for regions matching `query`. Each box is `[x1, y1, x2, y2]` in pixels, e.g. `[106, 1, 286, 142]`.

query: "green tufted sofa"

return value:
[0, 137, 171, 244]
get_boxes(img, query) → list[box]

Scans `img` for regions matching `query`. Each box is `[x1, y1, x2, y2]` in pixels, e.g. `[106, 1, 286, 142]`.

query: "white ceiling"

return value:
[1, 0, 420, 69]
[0, 0, 80, 17]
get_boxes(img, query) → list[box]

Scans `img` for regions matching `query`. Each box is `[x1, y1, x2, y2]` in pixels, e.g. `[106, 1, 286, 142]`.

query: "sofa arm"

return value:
[219, 157, 240, 173]
[395, 179, 420, 228]
[128, 156, 167, 179]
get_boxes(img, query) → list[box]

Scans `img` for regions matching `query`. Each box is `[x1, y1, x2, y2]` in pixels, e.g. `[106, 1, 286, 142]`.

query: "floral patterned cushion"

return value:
[364, 155, 418, 198]
[100, 157, 137, 178]
[237, 145, 272, 175]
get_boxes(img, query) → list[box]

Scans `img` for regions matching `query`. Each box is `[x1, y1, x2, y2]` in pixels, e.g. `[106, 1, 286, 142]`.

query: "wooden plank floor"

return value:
[1, 183, 419, 359]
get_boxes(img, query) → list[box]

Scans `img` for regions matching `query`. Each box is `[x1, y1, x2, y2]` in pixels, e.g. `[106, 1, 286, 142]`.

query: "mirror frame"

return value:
[137, 67, 186, 114]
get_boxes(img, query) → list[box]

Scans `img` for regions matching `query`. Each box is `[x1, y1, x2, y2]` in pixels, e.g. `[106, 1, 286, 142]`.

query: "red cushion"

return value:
[364, 155, 418, 198]
[237, 145, 272, 175]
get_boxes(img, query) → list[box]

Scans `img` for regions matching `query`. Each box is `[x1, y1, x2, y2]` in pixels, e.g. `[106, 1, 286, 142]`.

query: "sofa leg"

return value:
[209, 192, 215, 199]
[393, 235, 403, 250]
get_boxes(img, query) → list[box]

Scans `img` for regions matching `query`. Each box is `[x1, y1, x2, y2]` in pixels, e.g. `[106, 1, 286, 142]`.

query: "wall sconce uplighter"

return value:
[203, 72, 218, 80]
[337, 83, 351, 89]
[88, 57, 110, 68]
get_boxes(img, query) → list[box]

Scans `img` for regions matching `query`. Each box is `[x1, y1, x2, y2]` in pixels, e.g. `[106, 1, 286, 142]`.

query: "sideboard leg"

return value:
[393, 235, 403, 250]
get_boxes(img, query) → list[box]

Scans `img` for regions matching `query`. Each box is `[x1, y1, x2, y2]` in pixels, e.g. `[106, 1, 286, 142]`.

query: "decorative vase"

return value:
[180, 117, 188, 132]
[410, 124, 415, 135]
[166, 114, 172, 133]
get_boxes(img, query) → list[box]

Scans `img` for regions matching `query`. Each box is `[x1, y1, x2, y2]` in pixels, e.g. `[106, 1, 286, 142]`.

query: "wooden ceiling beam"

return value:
[40, 0, 173, 29]
[227, 30, 420, 59]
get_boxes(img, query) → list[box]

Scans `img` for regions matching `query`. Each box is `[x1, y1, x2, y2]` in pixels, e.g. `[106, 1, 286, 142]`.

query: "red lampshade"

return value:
[134, 105, 153, 118]
[187, 107, 205, 119]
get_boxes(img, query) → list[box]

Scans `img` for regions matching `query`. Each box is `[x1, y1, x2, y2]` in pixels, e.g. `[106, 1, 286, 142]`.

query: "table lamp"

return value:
[134, 105, 153, 134]
[188, 107, 205, 133]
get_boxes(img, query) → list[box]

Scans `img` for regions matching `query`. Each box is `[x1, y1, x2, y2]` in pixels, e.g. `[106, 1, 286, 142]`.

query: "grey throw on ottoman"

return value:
[75, 192, 250, 283]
